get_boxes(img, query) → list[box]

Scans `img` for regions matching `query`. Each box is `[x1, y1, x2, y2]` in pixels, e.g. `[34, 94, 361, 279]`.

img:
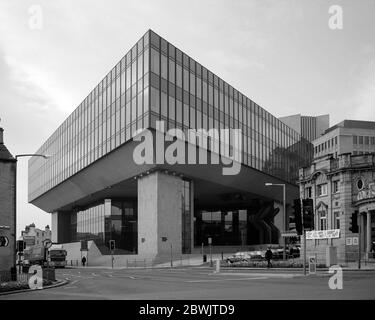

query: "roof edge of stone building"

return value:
[324, 120, 375, 134]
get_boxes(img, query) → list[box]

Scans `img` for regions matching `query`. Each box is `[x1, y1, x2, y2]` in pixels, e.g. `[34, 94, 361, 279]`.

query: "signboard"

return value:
[346, 237, 353, 246]
[208, 237, 212, 245]
[23, 236, 35, 246]
[352, 237, 359, 245]
[281, 232, 298, 238]
[0, 236, 9, 247]
[357, 182, 375, 201]
[308, 256, 317, 274]
[306, 229, 340, 240]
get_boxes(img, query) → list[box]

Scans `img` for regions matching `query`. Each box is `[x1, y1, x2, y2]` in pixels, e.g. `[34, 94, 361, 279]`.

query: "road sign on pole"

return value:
[43, 239, 52, 249]
[308, 256, 317, 274]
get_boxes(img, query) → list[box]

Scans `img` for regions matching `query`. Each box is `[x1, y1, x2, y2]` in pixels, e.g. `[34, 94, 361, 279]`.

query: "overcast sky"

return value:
[0, 0, 374, 237]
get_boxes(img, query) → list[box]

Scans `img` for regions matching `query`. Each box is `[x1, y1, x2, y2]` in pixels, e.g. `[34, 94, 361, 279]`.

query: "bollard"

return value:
[214, 259, 220, 273]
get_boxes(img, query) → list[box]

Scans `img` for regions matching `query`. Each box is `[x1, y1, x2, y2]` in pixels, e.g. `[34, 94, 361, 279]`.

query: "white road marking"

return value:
[187, 277, 267, 283]
[214, 273, 297, 278]
[64, 286, 77, 289]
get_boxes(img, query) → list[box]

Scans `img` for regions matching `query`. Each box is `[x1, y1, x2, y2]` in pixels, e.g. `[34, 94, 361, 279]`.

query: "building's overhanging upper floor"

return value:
[28, 29, 313, 205]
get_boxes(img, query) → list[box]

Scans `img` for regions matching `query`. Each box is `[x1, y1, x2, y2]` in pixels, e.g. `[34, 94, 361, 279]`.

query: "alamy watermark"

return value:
[328, 265, 343, 290]
[28, 4, 43, 30]
[28, 265, 43, 290]
[132, 121, 242, 175]
[328, 5, 343, 30]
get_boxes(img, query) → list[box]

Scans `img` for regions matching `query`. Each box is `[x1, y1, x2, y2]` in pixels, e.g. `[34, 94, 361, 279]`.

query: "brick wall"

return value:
[0, 161, 16, 272]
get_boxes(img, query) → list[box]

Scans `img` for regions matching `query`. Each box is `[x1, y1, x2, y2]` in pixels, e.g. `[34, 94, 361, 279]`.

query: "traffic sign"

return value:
[308, 256, 317, 274]
[0, 236, 9, 247]
[43, 239, 52, 249]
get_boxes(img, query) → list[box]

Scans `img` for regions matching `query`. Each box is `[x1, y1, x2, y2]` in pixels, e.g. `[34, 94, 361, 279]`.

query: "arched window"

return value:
[319, 210, 327, 230]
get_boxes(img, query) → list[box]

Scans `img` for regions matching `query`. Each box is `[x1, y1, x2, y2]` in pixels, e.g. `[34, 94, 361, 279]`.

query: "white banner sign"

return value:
[306, 229, 340, 240]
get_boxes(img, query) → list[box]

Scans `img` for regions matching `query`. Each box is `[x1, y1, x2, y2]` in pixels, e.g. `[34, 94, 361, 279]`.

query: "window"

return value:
[359, 136, 363, 144]
[305, 187, 312, 198]
[150, 48, 160, 75]
[353, 135, 358, 145]
[332, 180, 339, 193]
[319, 211, 327, 230]
[371, 137, 375, 145]
[334, 211, 340, 230]
[317, 184, 328, 196]
[161, 54, 167, 79]
[365, 136, 369, 145]
[357, 179, 364, 190]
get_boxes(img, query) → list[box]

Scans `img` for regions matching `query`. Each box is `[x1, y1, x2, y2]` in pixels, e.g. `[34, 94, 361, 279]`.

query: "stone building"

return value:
[20, 223, 52, 249]
[0, 127, 17, 272]
[299, 152, 375, 263]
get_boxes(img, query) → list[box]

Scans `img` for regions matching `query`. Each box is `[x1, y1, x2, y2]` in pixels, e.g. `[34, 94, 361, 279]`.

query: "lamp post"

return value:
[265, 183, 286, 260]
[14, 153, 50, 269]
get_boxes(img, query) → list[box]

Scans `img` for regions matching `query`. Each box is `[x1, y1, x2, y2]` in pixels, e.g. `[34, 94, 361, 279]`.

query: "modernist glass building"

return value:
[29, 30, 312, 259]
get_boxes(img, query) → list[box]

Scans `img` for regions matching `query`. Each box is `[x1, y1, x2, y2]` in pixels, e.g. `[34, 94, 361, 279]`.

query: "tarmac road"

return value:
[1, 266, 374, 300]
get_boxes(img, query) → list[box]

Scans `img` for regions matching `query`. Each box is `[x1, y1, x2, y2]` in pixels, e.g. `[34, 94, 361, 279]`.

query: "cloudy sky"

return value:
[0, 0, 374, 237]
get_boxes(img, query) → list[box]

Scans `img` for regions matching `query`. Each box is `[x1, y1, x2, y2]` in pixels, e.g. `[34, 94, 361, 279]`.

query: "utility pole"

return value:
[170, 243, 173, 268]
[301, 197, 307, 275]
[358, 214, 361, 269]
[303, 227, 307, 275]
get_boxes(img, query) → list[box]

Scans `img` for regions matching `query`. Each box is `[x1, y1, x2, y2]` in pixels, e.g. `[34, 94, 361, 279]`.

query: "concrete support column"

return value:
[137, 171, 183, 258]
[51, 212, 58, 243]
[190, 180, 195, 254]
[52, 211, 71, 243]
[366, 211, 372, 257]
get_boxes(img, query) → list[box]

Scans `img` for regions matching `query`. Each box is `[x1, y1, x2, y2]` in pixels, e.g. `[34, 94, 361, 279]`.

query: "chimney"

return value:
[0, 127, 4, 144]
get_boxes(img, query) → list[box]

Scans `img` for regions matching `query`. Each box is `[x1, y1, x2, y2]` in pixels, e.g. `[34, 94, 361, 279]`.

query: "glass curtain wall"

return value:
[147, 30, 312, 185]
[70, 199, 138, 254]
[181, 180, 191, 254]
[195, 209, 248, 246]
[29, 31, 150, 201]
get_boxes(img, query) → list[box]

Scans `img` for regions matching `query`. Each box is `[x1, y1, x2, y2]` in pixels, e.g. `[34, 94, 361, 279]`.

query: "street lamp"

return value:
[265, 182, 286, 260]
[14, 153, 51, 269]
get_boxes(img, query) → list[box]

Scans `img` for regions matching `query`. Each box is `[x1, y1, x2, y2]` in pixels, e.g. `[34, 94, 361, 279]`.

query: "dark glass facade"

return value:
[69, 199, 137, 254]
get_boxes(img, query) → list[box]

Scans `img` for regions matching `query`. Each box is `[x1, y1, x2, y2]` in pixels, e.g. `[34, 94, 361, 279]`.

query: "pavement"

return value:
[1, 265, 374, 300]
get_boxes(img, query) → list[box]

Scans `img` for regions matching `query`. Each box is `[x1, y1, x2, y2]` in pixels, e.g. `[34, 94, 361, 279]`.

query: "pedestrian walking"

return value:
[82, 256, 87, 267]
[265, 247, 273, 268]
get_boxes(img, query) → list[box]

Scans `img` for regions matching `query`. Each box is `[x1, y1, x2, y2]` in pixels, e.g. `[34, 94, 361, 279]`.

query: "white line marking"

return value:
[215, 273, 296, 278]
[187, 277, 267, 283]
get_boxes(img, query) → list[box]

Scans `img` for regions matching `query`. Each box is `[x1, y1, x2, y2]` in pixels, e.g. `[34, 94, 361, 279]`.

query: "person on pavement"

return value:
[265, 247, 273, 268]
[82, 256, 87, 267]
